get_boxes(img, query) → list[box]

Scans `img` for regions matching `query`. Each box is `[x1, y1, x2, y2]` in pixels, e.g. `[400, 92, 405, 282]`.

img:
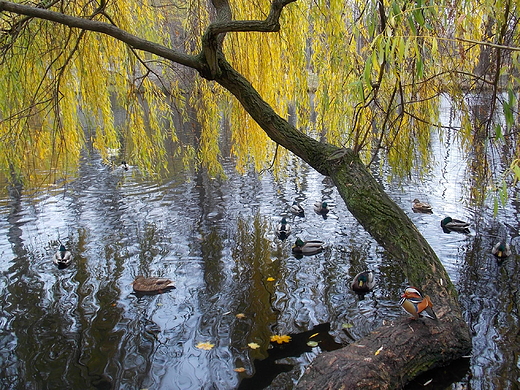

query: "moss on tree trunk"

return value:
[216, 58, 471, 389]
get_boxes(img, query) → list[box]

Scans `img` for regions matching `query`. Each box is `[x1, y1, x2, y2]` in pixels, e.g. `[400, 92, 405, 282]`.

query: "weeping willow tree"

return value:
[1, 0, 519, 387]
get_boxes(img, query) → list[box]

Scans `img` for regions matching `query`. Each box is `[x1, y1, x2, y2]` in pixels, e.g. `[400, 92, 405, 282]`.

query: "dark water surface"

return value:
[0, 99, 519, 389]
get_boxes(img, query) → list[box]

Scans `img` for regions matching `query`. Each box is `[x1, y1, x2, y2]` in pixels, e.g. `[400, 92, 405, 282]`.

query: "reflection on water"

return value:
[0, 104, 519, 390]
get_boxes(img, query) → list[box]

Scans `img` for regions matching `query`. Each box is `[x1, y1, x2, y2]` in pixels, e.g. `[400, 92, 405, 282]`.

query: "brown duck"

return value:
[132, 276, 175, 293]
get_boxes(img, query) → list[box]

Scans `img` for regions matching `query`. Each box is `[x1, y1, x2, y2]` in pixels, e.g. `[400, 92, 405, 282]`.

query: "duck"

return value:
[53, 244, 72, 267]
[492, 241, 511, 259]
[121, 161, 129, 170]
[399, 286, 437, 320]
[132, 275, 175, 293]
[314, 201, 330, 215]
[440, 217, 470, 233]
[351, 270, 376, 295]
[276, 217, 291, 240]
[290, 201, 305, 216]
[412, 198, 433, 213]
[292, 238, 324, 255]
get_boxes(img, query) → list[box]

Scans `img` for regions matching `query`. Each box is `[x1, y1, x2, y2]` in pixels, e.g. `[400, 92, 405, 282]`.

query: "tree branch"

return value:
[0, 0, 202, 71]
[201, 0, 296, 79]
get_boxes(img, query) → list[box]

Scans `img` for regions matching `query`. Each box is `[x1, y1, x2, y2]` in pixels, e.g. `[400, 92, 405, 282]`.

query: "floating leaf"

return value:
[375, 346, 384, 355]
[234, 367, 246, 373]
[236, 313, 246, 319]
[248, 342, 260, 349]
[266, 277, 275, 282]
[309, 332, 319, 339]
[270, 334, 292, 344]
[307, 341, 319, 347]
[196, 342, 215, 350]
[342, 323, 354, 329]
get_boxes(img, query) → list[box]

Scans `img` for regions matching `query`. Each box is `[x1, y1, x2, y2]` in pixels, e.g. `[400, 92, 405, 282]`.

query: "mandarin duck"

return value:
[412, 198, 433, 213]
[399, 286, 437, 320]
[132, 276, 175, 293]
[440, 217, 470, 234]
[290, 201, 305, 216]
[53, 244, 72, 268]
[314, 201, 330, 215]
[276, 217, 291, 240]
[351, 270, 376, 297]
[292, 238, 324, 255]
[492, 241, 511, 259]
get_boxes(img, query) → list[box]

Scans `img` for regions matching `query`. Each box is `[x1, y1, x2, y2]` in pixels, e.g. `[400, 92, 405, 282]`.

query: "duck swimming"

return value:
[290, 201, 305, 216]
[53, 244, 72, 267]
[292, 238, 324, 255]
[399, 286, 437, 320]
[314, 201, 330, 215]
[440, 217, 470, 234]
[351, 270, 376, 297]
[492, 241, 511, 259]
[132, 276, 175, 293]
[412, 199, 433, 213]
[276, 217, 291, 240]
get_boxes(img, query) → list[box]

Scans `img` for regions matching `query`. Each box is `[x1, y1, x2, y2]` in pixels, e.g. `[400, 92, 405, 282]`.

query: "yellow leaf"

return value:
[234, 367, 246, 373]
[270, 334, 292, 344]
[196, 342, 215, 350]
[267, 277, 275, 282]
[236, 313, 246, 319]
[309, 332, 319, 339]
[248, 342, 260, 349]
[307, 341, 319, 347]
[375, 346, 384, 355]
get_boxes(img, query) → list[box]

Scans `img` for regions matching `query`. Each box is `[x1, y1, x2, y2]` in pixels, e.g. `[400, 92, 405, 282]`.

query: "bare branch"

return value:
[0, 0, 202, 70]
[201, 0, 296, 79]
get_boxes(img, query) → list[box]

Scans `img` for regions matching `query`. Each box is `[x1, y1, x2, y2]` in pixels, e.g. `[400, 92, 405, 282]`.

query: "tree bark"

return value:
[0, 0, 472, 387]
[216, 58, 471, 388]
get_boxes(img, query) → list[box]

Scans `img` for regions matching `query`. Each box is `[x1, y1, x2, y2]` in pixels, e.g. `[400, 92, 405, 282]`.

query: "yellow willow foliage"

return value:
[0, 0, 177, 187]
[1, 0, 519, 188]
[225, 0, 310, 173]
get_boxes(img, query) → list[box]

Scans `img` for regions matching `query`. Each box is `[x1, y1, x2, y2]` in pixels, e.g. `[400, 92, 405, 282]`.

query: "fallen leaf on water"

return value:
[309, 332, 319, 339]
[196, 342, 215, 350]
[270, 334, 292, 344]
[234, 367, 246, 373]
[248, 342, 260, 349]
[423, 379, 433, 386]
[342, 323, 353, 329]
[236, 313, 246, 319]
[374, 346, 384, 355]
[307, 341, 319, 347]
[267, 277, 275, 282]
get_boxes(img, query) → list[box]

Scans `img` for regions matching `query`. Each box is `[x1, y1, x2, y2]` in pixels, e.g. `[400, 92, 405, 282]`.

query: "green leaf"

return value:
[413, 9, 425, 27]
[416, 58, 424, 78]
[408, 15, 418, 35]
[495, 124, 503, 140]
[364, 57, 373, 86]
[512, 163, 520, 182]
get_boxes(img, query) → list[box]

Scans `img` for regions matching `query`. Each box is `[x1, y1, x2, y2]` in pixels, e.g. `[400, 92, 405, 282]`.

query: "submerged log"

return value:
[296, 315, 471, 389]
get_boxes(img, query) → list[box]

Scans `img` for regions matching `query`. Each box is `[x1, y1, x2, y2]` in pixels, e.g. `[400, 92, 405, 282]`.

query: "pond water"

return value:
[0, 98, 519, 389]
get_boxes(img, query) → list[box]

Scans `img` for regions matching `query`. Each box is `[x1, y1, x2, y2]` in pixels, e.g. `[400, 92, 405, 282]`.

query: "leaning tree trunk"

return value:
[215, 58, 472, 388]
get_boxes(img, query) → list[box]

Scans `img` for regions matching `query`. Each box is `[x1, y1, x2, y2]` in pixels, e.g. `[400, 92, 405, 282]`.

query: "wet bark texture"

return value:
[216, 58, 472, 389]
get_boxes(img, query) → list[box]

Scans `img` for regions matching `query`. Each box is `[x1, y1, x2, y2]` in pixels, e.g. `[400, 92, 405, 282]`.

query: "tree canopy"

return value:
[1, 0, 519, 199]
